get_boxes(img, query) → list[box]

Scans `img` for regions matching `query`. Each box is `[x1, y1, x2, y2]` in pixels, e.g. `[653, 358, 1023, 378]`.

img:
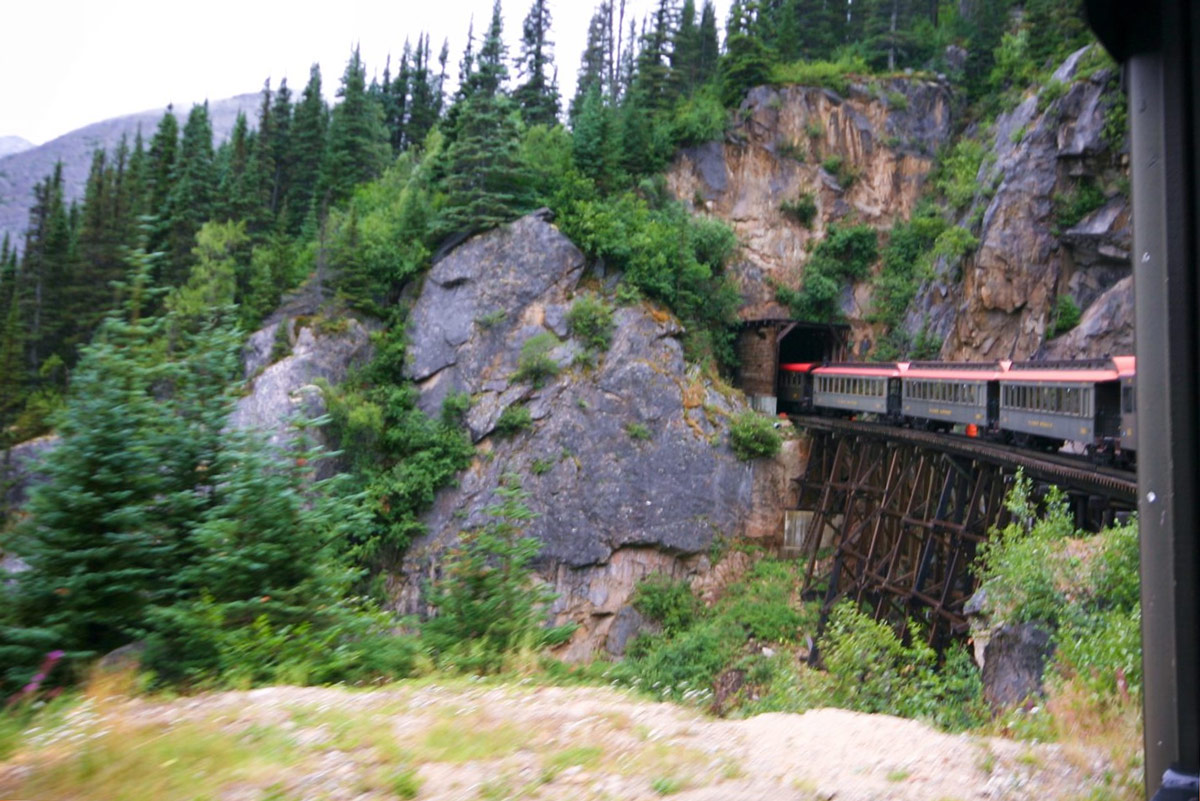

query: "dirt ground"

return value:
[1, 682, 1124, 801]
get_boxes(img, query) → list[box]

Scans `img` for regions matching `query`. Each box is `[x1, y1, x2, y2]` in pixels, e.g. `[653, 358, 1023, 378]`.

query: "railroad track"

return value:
[790, 415, 1138, 504]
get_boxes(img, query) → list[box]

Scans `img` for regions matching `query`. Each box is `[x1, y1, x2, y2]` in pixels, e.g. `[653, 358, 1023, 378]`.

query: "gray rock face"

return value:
[398, 213, 791, 659]
[404, 211, 586, 425]
[928, 46, 1133, 361]
[231, 315, 376, 477]
[980, 622, 1054, 709]
[1, 435, 57, 515]
[1040, 275, 1134, 359]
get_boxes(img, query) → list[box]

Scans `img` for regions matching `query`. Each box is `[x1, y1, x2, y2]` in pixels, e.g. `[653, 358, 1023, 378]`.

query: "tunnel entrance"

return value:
[734, 319, 849, 410]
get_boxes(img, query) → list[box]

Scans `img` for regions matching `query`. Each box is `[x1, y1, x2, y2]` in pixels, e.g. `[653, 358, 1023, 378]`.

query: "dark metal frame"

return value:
[1083, 2, 1198, 796]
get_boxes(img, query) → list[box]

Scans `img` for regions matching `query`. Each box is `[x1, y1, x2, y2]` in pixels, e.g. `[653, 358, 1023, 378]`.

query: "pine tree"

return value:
[164, 103, 217, 288]
[571, 2, 615, 122]
[467, 1, 510, 99]
[320, 47, 391, 209]
[216, 111, 257, 224]
[0, 254, 241, 683]
[19, 164, 74, 372]
[405, 34, 446, 149]
[145, 108, 179, 256]
[286, 65, 329, 235]
[672, 0, 702, 93]
[571, 84, 619, 186]
[697, 0, 720, 83]
[268, 78, 293, 220]
[719, 3, 773, 107]
[513, 0, 561, 126]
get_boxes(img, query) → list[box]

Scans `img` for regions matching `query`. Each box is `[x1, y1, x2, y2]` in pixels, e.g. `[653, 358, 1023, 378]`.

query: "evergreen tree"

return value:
[320, 47, 391, 208]
[215, 111, 257, 224]
[466, 1, 510, 99]
[572, 84, 620, 186]
[268, 78, 293, 220]
[672, 0, 702, 93]
[571, 2, 616, 122]
[0, 255, 240, 683]
[286, 65, 329, 235]
[697, 0, 720, 80]
[719, 3, 773, 107]
[437, 91, 536, 237]
[164, 102, 217, 288]
[404, 34, 446, 149]
[513, 0, 561, 126]
[145, 108, 179, 255]
[19, 164, 74, 372]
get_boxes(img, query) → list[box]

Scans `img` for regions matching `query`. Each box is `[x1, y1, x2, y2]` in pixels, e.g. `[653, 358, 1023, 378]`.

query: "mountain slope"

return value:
[0, 93, 261, 249]
[0, 136, 34, 158]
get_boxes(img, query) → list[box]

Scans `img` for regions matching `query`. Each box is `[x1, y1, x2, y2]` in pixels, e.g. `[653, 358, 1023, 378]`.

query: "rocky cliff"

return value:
[669, 48, 1132, 362]
[929, 46, 1133, 361]
[398, 212, 803, 660]
[668, 78, 953, 321]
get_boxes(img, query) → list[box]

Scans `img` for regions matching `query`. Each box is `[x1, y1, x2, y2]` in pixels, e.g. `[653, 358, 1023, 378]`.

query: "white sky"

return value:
[3, 0, 731, 146]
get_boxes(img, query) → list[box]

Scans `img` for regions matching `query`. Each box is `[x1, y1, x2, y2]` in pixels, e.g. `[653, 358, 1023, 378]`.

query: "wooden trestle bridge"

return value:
[786, 416, 1138, 650]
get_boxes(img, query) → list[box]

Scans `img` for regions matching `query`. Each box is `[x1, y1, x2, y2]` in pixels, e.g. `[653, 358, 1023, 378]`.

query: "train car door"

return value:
[887, 377, 902, 418]
[986, 381, 1000, 428]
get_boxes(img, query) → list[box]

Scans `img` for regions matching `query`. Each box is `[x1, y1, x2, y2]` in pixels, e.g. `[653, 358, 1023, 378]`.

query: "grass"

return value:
[886, 767, 912, 782]
[419, 719, 531, 762]
[651, 775, 686, 794]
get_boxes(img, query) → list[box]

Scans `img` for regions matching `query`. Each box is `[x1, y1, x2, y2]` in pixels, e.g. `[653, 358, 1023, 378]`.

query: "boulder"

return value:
[1, 435, 58, 516]
[979, 622, 1054, 709]
[230, 315, 377, 477]
[396, 213, 800, 660]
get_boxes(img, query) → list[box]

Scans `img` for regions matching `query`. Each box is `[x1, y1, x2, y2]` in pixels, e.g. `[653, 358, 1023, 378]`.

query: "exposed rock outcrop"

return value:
[397, 212, 802, 659]
[0, 435, 57, 516]
[667, 79, 953, 320]
[232, 312, 376, 477]
[926, 46, 1133, 361]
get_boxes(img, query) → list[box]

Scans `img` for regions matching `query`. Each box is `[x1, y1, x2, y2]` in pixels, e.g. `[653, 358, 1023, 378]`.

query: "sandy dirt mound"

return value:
[1, 683, 1116, 800]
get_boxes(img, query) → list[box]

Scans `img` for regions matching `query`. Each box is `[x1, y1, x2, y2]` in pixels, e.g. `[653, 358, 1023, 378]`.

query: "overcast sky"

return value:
[3, 0, 731, 146]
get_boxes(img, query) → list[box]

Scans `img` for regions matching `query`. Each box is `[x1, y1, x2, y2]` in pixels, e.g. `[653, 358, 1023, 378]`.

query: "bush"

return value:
[1054, 179, 1107, 231]
[632, 575, 701, 636]
[422, 477, 575, 674]
[729, 411, 782, 460]
[819, 602, 988, 730]
[770, 55, 871, 96]
[513, 332, 561, 388]
[935, 139, 989, 211]
[780, 193, 818, 227]
[1049, 294, 1082, 337]
[566, 294, 615, 353]
[494, 404, 533, 438]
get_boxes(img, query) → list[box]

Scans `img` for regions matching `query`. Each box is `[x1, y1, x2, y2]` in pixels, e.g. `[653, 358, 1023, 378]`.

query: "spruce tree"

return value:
[19, 164, 74, 373]
[0, 254, 240, 684]
[268, 78, 294, 220]
[286, 65, 329, 235]
[571, 2, 616, 123]
[145, 108, 179, 255]
[164, 103, 217, 288]
[697, 0, 720, 83]
[320, 47, 391, 208]
[513, 0, 561, 127]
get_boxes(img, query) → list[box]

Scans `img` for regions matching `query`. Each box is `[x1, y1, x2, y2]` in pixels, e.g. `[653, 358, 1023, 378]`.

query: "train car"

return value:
[777, 362, 818, 412]
[998, 357, 1128, 452]
[811, 362, 904, 418]
[1115, 356, 1137, 462]
[901, 361, 1005, 432]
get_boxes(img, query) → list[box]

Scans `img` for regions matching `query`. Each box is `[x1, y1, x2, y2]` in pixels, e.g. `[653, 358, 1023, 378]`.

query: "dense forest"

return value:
[1, 0, 1136, 747]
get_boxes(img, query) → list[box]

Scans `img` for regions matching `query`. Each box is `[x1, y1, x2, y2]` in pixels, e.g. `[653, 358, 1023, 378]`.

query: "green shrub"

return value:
[770, 55, 871, 95]
[931, 225, 979, 266]
[1037, 78, 1068, 113]
[1054, 179, 1107, 231]
[513, 332, 561, 388]
[885, 90, 908, 110]
[670, 87, 727, 146]
[729, 411, 782, 460]
[715, 559, 807, 642]
[935, 138, 989, 211]
[566, 294, 615, 353]
[1049, 294, 1082, 337]
[422, 477, 576, 674]
[820, 155, 857, 188]
[780, 193, 818, 227]
[632, 575, 702, 635]
[819, 602, 988, 730]
[625, 421, 652, 440]
[494, 404, 533, 438]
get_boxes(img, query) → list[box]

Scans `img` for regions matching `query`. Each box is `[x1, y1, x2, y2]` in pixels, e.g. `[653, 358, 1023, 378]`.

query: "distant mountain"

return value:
[0, 136, 34, 158]
[0, 94, 262, 251]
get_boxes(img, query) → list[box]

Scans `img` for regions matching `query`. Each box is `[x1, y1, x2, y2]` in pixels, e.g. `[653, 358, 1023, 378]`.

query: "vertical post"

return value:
[1122, 3, 1200, 795]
